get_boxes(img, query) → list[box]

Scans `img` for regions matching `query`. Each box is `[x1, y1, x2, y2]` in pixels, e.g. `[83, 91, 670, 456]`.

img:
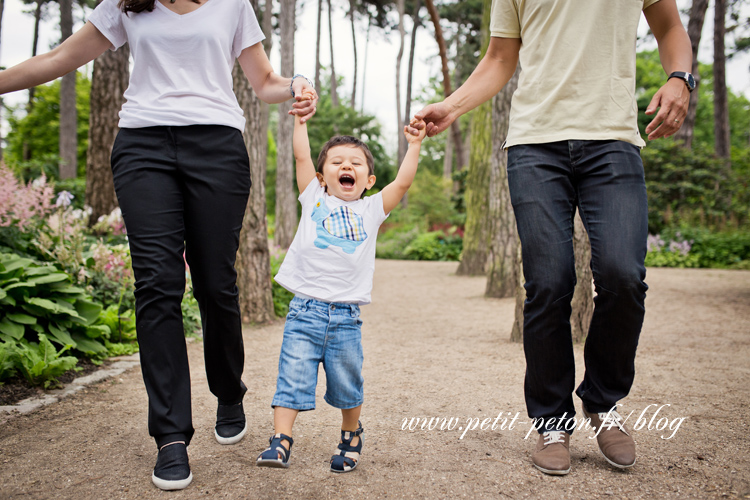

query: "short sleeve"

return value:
[87, 0, 127, 50]
[643, 0, 661, 9]
[298, 177, 324, 206]
[364, 192, 388, 226]
[490, 0, 521, 39]
[233, 0, 266, 58]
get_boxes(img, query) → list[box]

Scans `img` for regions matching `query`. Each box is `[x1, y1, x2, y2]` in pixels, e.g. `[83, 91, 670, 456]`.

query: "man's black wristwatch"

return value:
[668, 71, 696, 93]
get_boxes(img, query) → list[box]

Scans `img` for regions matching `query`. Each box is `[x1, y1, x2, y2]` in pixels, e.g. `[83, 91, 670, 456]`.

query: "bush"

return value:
[404, 230, 463, 262]
[269, 247, 294, 318]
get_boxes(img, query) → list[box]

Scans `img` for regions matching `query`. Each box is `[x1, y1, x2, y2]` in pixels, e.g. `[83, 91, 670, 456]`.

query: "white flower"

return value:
[56, 191, 74, 208]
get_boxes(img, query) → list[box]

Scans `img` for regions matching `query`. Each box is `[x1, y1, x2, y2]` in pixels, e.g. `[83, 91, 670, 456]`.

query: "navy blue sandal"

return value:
[330, 422, 363, 473]
[256, 433, 293, 468]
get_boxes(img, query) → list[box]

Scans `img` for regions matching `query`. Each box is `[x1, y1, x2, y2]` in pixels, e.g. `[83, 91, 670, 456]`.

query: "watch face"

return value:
[686, 73, 696, 90]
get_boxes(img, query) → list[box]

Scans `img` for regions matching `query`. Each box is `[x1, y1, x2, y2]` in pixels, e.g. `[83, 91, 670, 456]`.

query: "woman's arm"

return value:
[238, 43, 318, 122]
[0, 22, 112, 95]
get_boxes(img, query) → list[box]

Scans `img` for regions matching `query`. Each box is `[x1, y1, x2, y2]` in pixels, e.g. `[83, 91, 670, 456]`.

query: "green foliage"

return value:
[269, 249, 294, 318]
[181, 282, 203, 337]
[5, 73, 92, 178]
[13, 335, 79, 389]
[403, 230, 463, 261]
[666, 228, 750, 269]
[0, 341, 18, 382]
[641, 138, 749, 232]
[0, 253, 105, 355]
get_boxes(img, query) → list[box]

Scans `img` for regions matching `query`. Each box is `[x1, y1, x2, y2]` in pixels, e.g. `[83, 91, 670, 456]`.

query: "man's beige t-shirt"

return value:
[490, 0, 661, 148]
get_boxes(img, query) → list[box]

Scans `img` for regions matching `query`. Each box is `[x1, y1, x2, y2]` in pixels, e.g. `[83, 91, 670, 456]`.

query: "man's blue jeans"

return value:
[507, 140, 648, 434]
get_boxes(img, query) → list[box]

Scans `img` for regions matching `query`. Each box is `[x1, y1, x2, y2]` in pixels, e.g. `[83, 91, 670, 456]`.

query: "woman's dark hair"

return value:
[316, 136, 375, 176]
[118, 0, 200, 14]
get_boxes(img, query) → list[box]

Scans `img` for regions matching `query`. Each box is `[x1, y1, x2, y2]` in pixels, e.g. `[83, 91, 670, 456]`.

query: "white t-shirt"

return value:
[88, 0, 265, 131]
[490, 0, 661, 148]
[274, 180, 389, 305]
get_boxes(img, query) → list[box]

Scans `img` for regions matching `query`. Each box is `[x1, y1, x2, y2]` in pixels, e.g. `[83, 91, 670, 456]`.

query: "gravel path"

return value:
[0, 260, 748, 499]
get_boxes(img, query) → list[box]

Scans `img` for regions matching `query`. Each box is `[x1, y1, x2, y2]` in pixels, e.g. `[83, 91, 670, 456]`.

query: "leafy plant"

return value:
[14, 335, 79, 389]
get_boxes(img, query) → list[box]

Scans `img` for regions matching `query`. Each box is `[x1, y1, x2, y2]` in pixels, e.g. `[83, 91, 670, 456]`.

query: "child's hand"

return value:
[404, 118, 427, 144]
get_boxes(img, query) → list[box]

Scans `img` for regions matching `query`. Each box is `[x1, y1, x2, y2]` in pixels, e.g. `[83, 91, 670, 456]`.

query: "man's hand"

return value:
[411, 102, 455, 138]
[644, 78, 689, 140]
[289, 80, 318, 124]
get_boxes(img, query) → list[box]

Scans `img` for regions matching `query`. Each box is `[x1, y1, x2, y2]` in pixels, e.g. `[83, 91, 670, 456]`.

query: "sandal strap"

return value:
[340, 421, 364, 443]
[268, 433, 294, 448]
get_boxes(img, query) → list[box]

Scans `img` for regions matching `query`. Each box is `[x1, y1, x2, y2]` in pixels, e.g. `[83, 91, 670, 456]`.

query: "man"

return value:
[411, 0, 692, 475]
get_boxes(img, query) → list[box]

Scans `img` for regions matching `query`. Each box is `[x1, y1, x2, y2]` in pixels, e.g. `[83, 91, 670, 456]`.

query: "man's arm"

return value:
[293, 116, 318, 192]
[411, 36, 520, 137]
[381, 120, 427, 214]
[643, 0, 693, 140]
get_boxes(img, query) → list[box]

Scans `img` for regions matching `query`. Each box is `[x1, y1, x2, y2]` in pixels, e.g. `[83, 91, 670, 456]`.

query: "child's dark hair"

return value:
[316, 136, 375, 177]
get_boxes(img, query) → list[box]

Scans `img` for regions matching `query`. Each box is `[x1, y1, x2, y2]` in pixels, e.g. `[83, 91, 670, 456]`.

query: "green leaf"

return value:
[23, 266, 59, 277]
[75, 299, 103, 325]
[28, 273, 70, 285]
[85, 324, 111, 340]
[52, 286, 86, 295]
[47, 324, 77, 348]
[0, 318, 25, 340]
[25, 297, 66, 314]
[0, 288, 5, 300]
[71, 334, 108, 356]
[3, 282, 35, 292]
[0, 256, 33, 275]
[0, 295, 16, 306]
[6, 313, 36, 325]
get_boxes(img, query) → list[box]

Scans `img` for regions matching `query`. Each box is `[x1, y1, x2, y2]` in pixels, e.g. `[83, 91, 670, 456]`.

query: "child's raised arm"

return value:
[293, 114, 318, 192]
[380, 119, 427, 214]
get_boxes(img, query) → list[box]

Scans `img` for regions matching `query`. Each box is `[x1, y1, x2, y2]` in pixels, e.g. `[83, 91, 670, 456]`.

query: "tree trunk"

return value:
[510, 212, 593, 343]
[85, 42, 129, 224]
[395, 0, 405, 166]
[233, 0, 275, 325]
[485, 67, 519, 296]
[263, 0, 273, 56]
[443, 133, 453, 179]
[58, 0, 77, 179]
[674, 0, 708, 149]
[570, 211, 593, 343]
[423, 0, 464, 172]
[274, 0, 297, 249]
[401, 0, 420, 167]
[509, 241, 524, 343]
[315, 0, 322, 90]
[327, 0, 339, 107]
[360, 16, 371, 113]
[349, 0, 357, 109]
[456, 0, 494, 277]
[23, 0, 46, 163]
[713, 0, 730, 159]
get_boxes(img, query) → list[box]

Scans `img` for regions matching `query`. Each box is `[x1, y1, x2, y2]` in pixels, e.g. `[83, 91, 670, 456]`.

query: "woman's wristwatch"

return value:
[290, 74, 315, 98]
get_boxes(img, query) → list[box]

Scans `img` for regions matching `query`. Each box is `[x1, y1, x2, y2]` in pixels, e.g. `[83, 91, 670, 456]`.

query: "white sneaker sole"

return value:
[152, 471, 193, 490]
[215, 421, 248, 445]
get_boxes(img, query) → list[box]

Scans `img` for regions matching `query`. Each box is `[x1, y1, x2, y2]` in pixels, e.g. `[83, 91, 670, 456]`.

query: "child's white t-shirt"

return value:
[87, 0, 265, 132]
[274, 180, 389, 305]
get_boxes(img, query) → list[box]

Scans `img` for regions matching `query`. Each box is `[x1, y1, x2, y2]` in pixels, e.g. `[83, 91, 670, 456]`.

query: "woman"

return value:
[0, 0, 317, 490]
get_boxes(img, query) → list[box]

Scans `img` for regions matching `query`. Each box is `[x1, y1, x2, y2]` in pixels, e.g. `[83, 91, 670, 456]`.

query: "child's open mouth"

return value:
[339, 174, 355, 188]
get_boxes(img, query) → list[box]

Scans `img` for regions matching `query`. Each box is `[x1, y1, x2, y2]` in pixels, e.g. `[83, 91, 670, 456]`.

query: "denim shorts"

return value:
[272, 296, 364, 411]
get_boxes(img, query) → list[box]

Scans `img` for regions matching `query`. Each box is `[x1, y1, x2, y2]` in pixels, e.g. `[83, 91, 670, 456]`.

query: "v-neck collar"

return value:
[155, 0, 211, 17]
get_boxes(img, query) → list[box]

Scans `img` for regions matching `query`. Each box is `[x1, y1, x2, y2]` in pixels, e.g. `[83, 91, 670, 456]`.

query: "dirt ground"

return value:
[1, 260, 749, 499]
